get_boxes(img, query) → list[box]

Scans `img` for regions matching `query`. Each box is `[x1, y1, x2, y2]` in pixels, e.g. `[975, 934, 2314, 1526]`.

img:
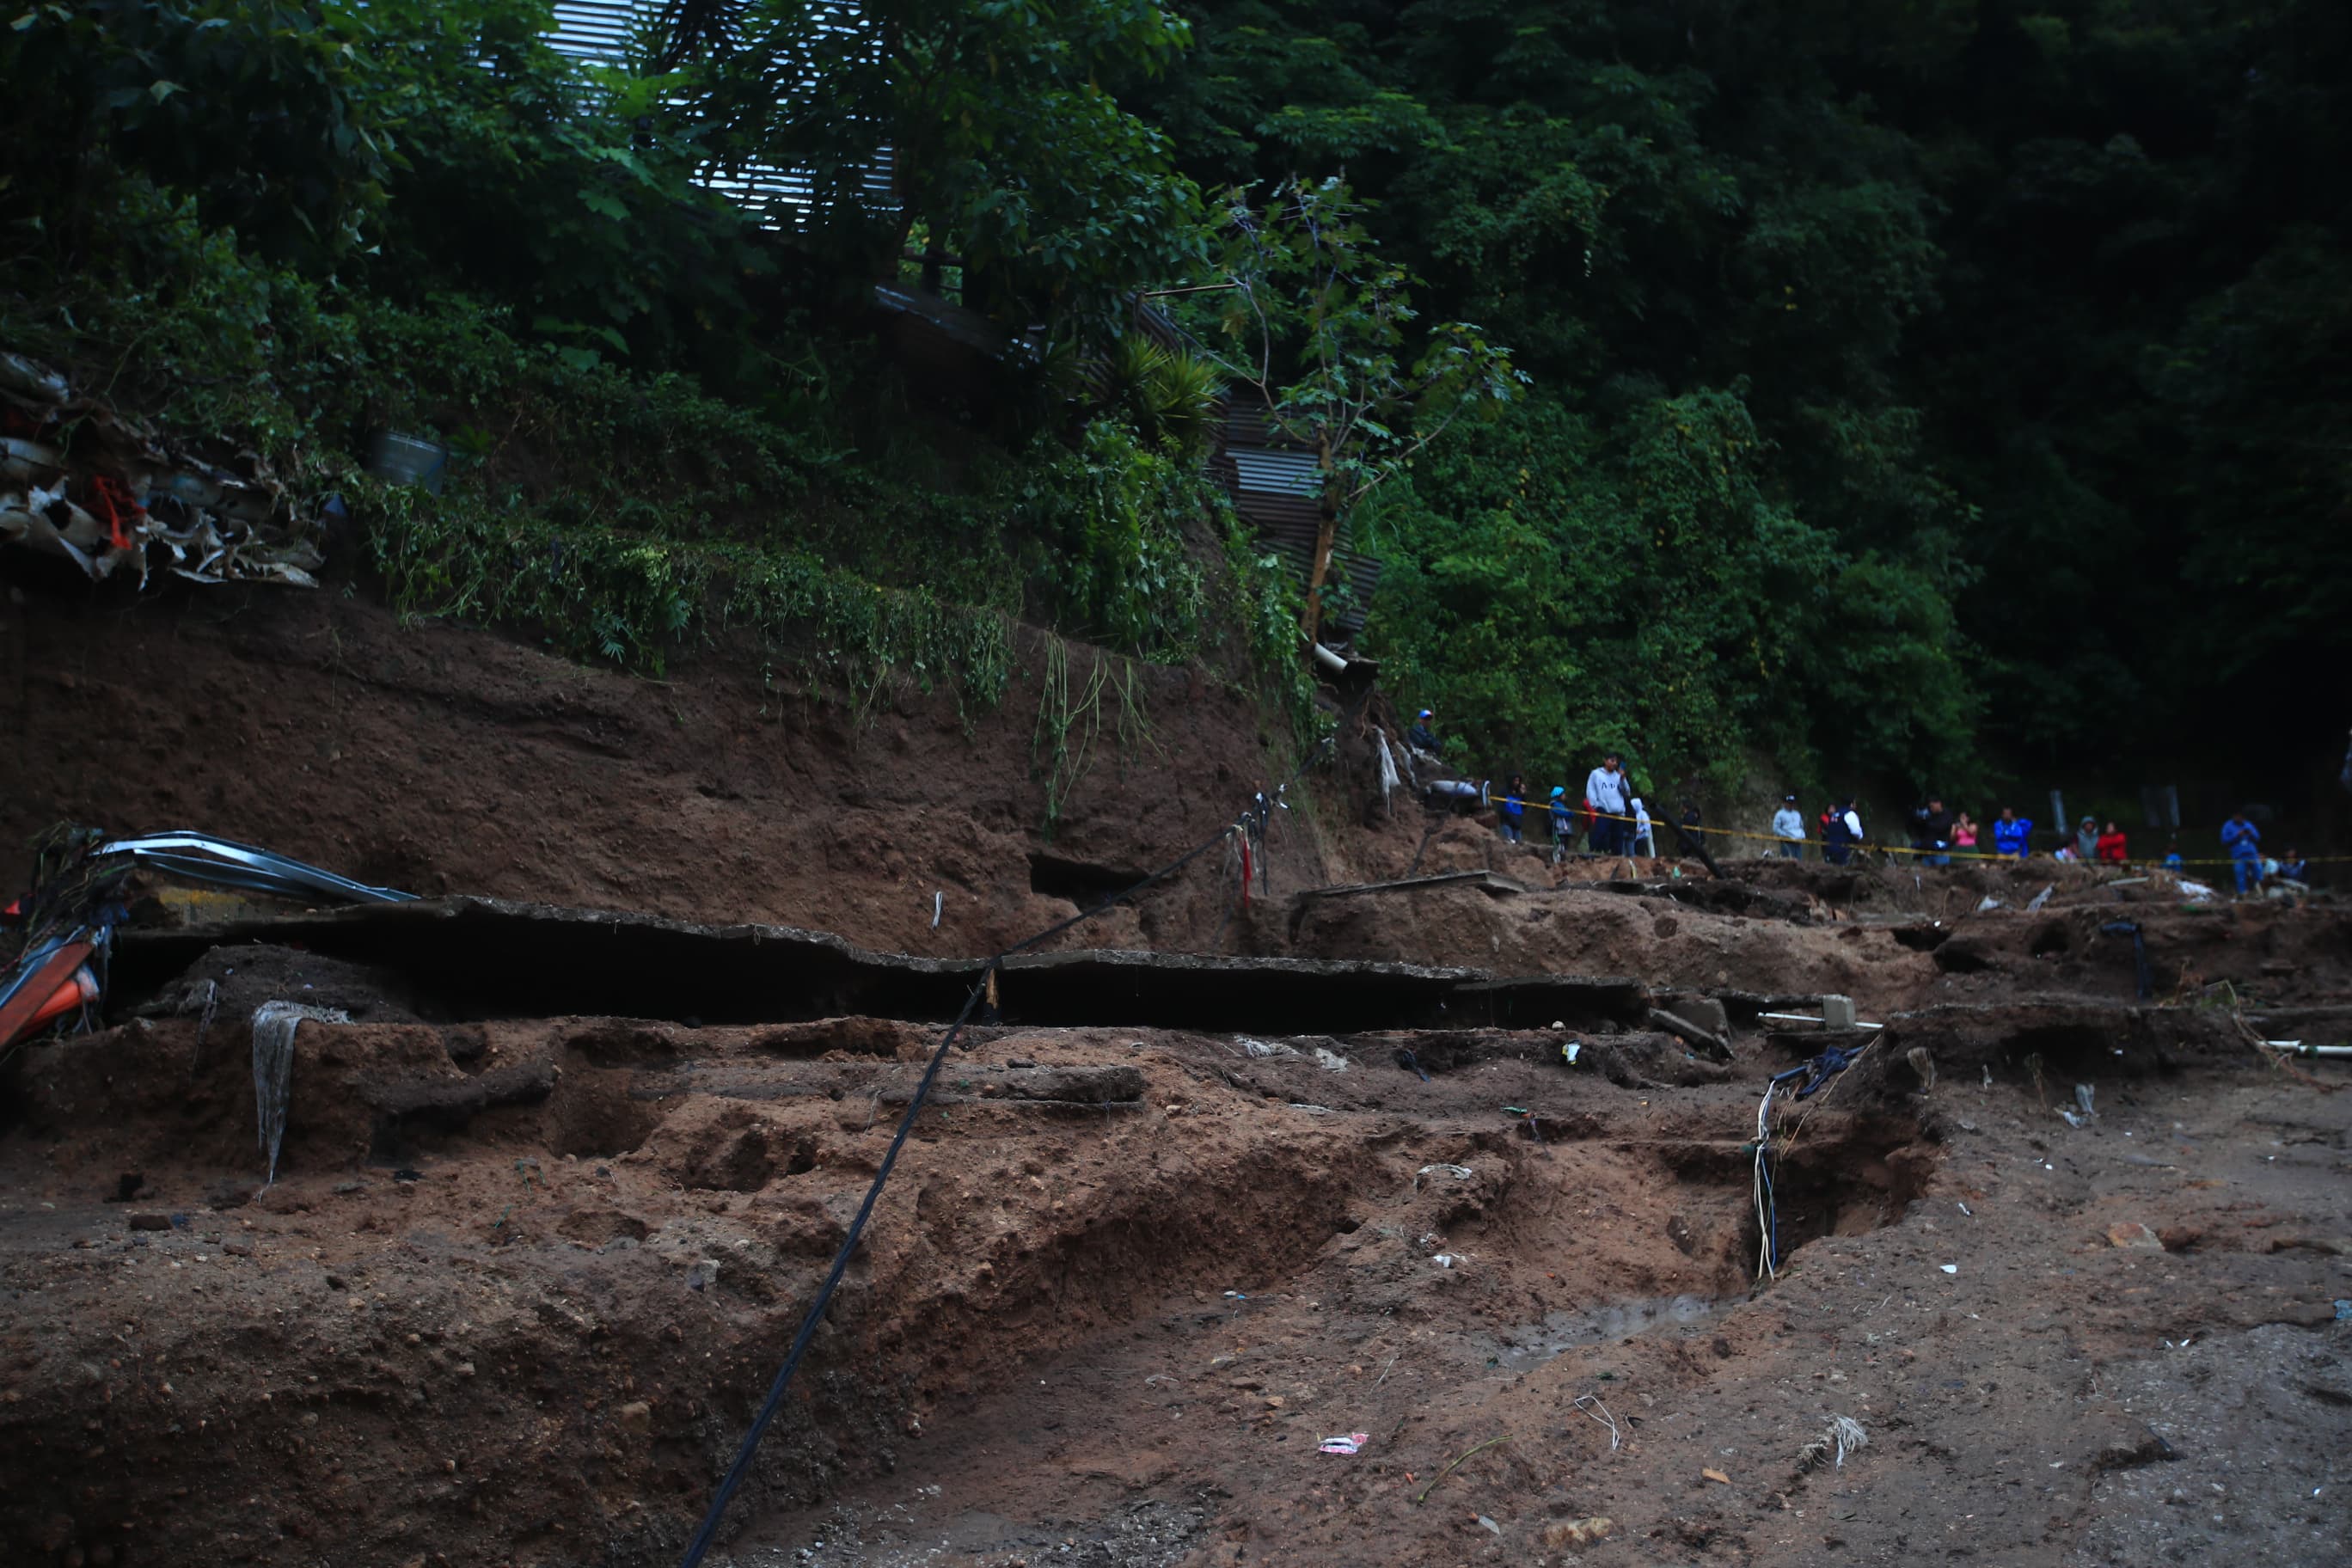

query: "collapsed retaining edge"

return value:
[109, 895, 1653, 1035]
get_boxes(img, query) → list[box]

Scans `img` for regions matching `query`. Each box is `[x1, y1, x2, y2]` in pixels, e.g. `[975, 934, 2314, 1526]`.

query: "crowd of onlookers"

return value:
[1781, 798, 2307, 894]
[1406, 708, 2318, 896]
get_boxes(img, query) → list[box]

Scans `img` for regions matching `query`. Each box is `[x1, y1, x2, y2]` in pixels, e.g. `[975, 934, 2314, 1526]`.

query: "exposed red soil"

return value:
[2, 582, 2349, 1568]
[0, 585, 1331, 958]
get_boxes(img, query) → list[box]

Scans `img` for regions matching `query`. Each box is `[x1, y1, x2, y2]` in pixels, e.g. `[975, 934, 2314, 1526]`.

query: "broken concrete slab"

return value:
[110, 896, 1650, 1037]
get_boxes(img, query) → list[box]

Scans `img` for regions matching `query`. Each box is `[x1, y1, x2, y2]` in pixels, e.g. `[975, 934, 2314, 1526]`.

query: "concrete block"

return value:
[1682, 996, 1730, 1036]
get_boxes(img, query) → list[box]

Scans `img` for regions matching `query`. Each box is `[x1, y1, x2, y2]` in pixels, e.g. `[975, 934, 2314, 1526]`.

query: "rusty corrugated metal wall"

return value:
[1131, 309, 1382, 641]
[1209, 404, 1380, 640]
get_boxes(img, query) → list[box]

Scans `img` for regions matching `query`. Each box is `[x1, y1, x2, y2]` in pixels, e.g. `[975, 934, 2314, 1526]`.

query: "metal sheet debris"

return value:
[1, 825, 415, 1057]
[1, 347, 328, 588]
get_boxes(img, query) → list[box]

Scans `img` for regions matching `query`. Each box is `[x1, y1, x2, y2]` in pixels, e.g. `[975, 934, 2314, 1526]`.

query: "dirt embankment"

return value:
[0, 585, 1339, 959]
[3, 584, 2349, 1568]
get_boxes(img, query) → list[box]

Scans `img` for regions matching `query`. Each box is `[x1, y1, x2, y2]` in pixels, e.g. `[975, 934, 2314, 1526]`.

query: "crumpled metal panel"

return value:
[0, 349, 326, 590]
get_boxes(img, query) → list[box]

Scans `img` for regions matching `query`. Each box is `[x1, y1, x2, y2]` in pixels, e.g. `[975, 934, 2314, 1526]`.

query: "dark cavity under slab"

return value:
[107, 895, 1654, 1034]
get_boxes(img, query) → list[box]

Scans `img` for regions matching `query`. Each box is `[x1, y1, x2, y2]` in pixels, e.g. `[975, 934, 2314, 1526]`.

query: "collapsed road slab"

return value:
[109, 895, 1652, 1034]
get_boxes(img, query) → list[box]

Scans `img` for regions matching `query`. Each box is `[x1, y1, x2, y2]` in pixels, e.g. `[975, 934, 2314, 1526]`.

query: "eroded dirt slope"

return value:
[0, 586, 1333, 958]
[3, 585, 2349, 1568]
[2, 976, 2346, 1567]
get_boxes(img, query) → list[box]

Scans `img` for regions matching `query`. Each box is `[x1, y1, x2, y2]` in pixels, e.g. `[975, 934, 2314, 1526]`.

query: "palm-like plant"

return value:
[1107, 334, 1223, 454]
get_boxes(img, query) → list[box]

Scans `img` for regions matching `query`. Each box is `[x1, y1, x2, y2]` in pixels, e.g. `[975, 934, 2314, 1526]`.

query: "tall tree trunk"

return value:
[1301, 429, 1338, 650]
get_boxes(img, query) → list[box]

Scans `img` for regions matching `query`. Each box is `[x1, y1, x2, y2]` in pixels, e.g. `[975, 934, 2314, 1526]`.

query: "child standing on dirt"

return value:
[1549, 787, 1575, 861]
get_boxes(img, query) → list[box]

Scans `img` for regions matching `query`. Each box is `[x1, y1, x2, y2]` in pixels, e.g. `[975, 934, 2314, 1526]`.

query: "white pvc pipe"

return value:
[2262, 1041, 2352, 1058]
[1761, 1011, 1884, 1031]
[1310, 641, 1347, 673]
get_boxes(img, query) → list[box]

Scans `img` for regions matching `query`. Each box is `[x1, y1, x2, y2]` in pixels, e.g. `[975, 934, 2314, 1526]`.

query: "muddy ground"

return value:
[1, 586, 2349, 1568]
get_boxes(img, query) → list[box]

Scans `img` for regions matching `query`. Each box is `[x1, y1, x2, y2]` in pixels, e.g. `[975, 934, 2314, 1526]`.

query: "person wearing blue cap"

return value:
[1406, 709, 1439, 752]
[1549, 785, 1575, 863]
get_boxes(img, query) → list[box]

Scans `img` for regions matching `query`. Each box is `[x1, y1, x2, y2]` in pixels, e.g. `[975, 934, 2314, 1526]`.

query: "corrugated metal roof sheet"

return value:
[1222, 401, 1312, 453]
[544, 1, 894, 227]
[871, 285, 1013, 356]
[1230, 449, 1319, 499]
[545, 0, 646, 64]
[1204, 387, 1379, 638]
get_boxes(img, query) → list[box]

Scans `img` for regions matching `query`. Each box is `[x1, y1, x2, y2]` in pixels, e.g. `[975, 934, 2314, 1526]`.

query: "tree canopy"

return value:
[2, 0, 2345, 822]
[1127, 0, 2351, 811]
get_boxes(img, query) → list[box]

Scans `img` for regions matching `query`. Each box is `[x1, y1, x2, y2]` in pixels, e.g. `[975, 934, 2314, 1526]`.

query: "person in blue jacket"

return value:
[1548, 786, 1575, 861]
[1993, 807, 2033, 858]
[2220, 811, 2262, 895]
[1497, 774, 1527, 843]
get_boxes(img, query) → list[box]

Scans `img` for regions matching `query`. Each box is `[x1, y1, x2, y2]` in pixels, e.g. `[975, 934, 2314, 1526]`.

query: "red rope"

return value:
[85, 475, 145, 552]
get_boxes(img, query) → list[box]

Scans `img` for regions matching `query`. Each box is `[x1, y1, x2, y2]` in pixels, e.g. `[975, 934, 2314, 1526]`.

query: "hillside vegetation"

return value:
[3, 1, 2345, 812]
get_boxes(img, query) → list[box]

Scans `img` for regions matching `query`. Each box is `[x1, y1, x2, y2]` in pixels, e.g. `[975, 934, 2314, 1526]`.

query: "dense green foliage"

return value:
[0, 0, 1297, 731]
[1131, 0, 2350, 809]
[685, 0, 1205, 328]
[4, 0, 2347, 821]
[1176, 175, 1527, 642]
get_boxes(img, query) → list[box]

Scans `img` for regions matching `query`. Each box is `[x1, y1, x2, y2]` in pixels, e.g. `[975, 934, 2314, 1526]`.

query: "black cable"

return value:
[1405, 805, 1443, 878]
[678, 836, 1234, 1565]
[676, 977, 986, 1568]
[675, 741, 1332, 1565]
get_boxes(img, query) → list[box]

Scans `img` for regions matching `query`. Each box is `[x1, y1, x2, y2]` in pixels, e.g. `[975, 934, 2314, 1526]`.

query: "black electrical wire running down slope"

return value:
[677, 745, 1326, 1567]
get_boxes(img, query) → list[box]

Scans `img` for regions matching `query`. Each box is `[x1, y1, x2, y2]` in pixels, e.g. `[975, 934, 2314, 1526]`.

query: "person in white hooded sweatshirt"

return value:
[1584, 750, 1632, 856]
[1629, 797, 1656, 859]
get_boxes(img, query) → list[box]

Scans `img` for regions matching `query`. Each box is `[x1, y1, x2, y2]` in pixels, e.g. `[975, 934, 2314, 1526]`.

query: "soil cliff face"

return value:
[0, 586, 1333, 957]
[3, 582, 2349, 1568]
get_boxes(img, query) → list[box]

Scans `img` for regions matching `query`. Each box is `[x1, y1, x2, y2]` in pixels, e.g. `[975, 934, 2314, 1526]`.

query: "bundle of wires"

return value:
[1752, 1075, 1785, 1281]
[1750, 1045, 1868, 1282]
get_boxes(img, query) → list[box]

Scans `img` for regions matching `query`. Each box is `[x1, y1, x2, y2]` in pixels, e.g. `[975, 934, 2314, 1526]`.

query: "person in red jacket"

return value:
[2094, 821, 2129, 863]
